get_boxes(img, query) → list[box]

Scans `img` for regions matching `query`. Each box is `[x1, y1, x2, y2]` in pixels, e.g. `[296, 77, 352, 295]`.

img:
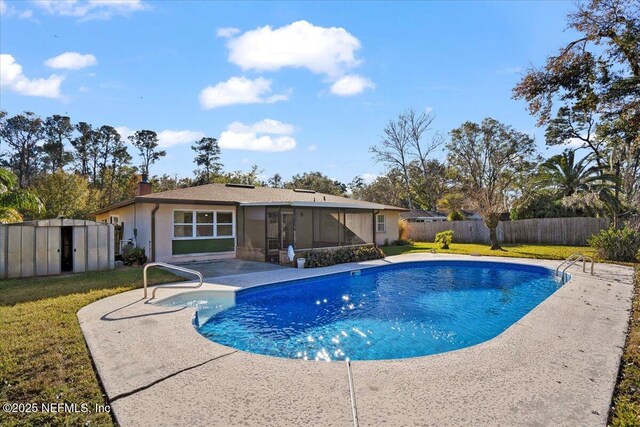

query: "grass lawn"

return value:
[609, 267, 640, 426]
[381, 241, 597, 260]
[0, 267, 182, 427]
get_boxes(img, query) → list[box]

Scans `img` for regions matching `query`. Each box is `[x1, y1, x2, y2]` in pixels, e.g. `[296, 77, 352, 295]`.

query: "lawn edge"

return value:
[607, 266, 640, 426]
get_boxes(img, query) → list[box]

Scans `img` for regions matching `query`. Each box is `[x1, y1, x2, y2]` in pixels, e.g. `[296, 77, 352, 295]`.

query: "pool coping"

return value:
[77, 253, 635, 426]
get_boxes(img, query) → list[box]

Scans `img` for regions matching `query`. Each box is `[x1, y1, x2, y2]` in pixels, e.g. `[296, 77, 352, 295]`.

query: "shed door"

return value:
[35, 228, 48, 276]
[73, 227, 86, 273]
[47, 227, 61, 275]
[61, 226, 73, 272]
[86, 226, 98, 271]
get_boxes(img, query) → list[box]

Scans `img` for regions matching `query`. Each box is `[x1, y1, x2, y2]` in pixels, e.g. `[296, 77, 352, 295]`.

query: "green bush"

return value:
[391, 239, 414, 246]
[448, 210, 465, 221]
[298, 245, 385, 268]
[435, 230, 454, 249]
[588, 227, 640, 262]
[123, 247, 148, 266]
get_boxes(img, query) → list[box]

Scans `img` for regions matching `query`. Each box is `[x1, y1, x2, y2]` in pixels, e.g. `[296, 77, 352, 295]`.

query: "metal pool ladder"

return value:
[143, 262, 204, 299]
[555, 253, 595, 283]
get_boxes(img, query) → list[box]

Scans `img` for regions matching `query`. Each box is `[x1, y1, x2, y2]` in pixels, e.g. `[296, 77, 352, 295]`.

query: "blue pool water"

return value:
[196, 261, 563, 361]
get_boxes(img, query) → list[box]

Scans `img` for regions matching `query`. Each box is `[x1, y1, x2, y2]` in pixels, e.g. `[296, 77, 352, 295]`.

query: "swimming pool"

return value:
[185, 261, 563, 361]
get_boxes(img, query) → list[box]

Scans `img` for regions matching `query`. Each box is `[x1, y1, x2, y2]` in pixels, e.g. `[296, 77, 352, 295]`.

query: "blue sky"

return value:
[0, 0, 579, 184]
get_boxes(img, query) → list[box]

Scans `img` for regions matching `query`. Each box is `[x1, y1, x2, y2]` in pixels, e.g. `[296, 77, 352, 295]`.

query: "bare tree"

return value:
[370, 112, 414, 208]
[406, 108, 445, 182]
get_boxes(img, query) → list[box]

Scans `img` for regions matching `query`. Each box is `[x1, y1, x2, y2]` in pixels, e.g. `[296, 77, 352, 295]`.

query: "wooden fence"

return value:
[405, 217, 610, 246]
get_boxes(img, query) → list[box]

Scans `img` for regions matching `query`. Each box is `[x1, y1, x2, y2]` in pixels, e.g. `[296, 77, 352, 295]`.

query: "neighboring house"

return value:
[459, 209, 483, 221]
[94, 178, 405, 264]
[401, 209, 448, 223]
[402, 209, 509, 223]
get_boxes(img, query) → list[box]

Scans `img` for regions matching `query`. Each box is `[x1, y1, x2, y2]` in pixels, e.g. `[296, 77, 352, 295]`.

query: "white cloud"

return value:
[0, 54, 64, 98]
[115, 126, 133, 139]
[45, 52, 97, 69]
[199, 76, 288, 109]
[1, 1, 33, 18]
[216, 27, 240, 38]
[225, 20, 361, 78]
[329, 74, 374, 96]
[157, 130, 205, 148]
[307, 144, 317, 152]
[116, 126, 204, 147]
[228, 118, 294, 135]
[219, 119, 297, 152]
[424, 106, 433, 114]
[564, 137, 587, 148]
[33, 0, 147, 20]
[219, 132, 296, 152]
[360, 173, 378, 184]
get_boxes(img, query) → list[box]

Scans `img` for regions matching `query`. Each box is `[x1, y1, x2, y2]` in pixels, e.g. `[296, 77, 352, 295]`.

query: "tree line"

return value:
[0, 109, 355, 222]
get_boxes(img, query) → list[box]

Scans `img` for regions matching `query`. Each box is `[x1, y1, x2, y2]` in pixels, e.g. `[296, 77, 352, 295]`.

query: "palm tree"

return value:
[539, 150, 608, 197]
[539, 150, 620, 217]
[0, 168, 44, 223]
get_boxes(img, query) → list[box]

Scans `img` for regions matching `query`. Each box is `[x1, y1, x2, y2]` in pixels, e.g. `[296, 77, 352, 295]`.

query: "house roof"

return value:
[92, 183, 406, 216]
[400, 209, 448, 219]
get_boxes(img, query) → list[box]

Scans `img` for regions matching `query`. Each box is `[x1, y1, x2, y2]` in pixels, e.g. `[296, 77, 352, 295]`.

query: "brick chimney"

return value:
[136, 174, 152, 196]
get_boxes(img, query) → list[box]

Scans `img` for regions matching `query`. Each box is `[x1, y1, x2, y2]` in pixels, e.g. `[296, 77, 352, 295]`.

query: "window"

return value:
[173, 211, 193, 237]
[173, 210, 234, 239]
[216, 212, 233, 237]
[196, 211, 214, 237]
[376, 214, 386, 232]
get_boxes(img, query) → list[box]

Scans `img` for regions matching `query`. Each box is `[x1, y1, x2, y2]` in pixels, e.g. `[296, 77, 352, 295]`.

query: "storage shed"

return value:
[0, 219, 115, 279]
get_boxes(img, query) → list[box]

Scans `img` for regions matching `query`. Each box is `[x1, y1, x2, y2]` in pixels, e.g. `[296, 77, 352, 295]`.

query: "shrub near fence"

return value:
[406, 217, 610, 246]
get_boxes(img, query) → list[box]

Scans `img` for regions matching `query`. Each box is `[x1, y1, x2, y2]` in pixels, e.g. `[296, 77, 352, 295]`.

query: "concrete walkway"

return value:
[77, 254, 635, 426]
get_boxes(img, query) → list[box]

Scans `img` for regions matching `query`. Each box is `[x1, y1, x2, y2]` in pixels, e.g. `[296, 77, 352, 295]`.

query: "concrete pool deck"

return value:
[77, 254, 635, 426]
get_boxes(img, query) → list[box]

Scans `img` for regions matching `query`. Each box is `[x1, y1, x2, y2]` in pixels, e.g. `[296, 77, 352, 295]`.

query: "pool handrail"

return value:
[143, 262, 204, 299]
[555, 253, 594, 283]
[555, 253, 582, 276]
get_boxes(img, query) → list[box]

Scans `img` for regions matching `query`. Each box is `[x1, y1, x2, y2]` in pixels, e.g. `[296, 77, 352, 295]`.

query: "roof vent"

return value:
[293, 188, 316, 193]
[225, 183, 255, 189]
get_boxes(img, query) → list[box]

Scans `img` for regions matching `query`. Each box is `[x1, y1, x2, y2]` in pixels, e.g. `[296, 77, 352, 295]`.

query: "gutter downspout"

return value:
[373, 210, 379, 247]
[151, 203, 160, 262]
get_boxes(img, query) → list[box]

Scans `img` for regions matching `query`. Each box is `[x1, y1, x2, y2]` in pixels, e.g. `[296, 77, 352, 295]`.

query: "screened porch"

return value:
[236, 206, 376, 263]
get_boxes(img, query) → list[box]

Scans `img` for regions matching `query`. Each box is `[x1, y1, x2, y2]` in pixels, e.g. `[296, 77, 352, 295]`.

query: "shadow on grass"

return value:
[0, 267, 183, 306]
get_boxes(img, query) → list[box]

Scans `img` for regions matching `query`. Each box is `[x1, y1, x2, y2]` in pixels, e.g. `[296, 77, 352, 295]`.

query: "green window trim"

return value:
[172, 238, 235, 255]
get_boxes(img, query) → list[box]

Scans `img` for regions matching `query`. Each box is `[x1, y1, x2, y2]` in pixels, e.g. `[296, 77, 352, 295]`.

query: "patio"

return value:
[77, 254, 635, 426]
[173, 258, 288, 280]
